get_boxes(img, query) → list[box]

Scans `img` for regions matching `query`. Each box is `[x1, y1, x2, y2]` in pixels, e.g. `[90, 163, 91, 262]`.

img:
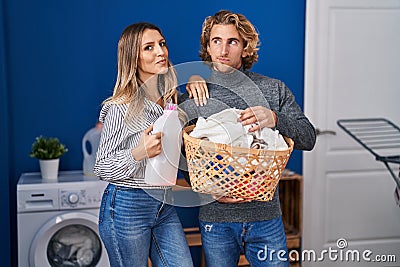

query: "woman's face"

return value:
[137, 29, 169, 82]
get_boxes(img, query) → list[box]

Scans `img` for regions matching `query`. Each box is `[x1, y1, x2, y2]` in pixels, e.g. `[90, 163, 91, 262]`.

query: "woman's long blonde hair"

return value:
[104, 22, 183, 126]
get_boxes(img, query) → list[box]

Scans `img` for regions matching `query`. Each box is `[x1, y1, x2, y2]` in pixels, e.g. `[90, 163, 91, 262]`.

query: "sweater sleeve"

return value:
[273, 82, 316, 151]
[94, 104, 143, 181]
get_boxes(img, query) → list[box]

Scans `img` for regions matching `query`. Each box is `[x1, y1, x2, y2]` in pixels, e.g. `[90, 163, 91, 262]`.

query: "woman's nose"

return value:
[155, 45, 165, 56]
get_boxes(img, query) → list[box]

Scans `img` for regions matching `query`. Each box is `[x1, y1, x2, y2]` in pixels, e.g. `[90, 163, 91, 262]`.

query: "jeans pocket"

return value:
[98, 185, 110, 224]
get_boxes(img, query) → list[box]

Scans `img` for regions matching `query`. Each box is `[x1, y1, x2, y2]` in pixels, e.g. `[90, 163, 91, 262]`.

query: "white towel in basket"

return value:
[190, 108, 288, 150]
[254, 126, 288, 150]
[190, 108, 252, 147]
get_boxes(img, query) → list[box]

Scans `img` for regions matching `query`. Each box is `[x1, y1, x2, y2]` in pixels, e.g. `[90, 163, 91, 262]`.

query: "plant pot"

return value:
[39, 158, 60, 179]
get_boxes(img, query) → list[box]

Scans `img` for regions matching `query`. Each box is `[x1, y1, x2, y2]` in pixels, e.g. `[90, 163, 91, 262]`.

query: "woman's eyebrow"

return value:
[142, 38, 165, 46]
[142, 41, 155, 46]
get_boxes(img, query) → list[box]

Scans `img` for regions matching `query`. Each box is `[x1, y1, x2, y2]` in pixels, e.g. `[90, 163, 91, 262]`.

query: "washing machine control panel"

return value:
[60, 186, 103, 209]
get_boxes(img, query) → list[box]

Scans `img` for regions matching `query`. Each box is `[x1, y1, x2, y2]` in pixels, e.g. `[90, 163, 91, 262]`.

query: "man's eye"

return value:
[213, 39, 221, 45]
[144, 45, 153, 51]
[229, 40, 238, 45]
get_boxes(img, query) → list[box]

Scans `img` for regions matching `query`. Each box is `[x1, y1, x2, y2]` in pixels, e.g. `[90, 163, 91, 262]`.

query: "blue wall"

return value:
[1, 0, 306, 265]
[1, 0, 11, 266]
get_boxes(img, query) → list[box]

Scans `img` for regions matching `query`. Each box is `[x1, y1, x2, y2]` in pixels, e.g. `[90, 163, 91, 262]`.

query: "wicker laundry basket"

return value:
[183, 125, 294, 201]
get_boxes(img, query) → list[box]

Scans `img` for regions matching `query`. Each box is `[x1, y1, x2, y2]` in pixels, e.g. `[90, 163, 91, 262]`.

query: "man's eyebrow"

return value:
[211, 37, 240, 42]
[228, 37, 240, 42]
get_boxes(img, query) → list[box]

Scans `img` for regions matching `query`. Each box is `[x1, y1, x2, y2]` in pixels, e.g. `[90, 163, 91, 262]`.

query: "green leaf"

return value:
[29, 136, 68, 160]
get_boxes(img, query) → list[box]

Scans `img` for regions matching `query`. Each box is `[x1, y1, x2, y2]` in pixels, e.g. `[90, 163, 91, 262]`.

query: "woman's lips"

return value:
[156, 58, 167, 65]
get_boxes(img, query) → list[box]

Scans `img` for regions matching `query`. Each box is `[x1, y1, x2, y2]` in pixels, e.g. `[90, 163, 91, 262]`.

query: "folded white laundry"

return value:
[190, 109, 252, 147]
[256, 127, 288, 150]
[190, 108, 288, 150]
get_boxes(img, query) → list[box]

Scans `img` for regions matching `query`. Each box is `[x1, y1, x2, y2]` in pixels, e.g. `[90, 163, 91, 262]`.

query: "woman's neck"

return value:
[138, 74, 163, 106]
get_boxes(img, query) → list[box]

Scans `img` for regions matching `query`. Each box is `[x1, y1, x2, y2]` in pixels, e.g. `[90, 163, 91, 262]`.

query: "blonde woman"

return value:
[94, 22, 193, 267]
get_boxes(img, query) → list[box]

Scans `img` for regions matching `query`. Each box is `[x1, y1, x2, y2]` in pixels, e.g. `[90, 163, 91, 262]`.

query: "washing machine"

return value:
[17, 170, 110, 267]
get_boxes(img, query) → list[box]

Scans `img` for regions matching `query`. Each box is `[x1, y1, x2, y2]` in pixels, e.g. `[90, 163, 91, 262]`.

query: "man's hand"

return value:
[239, 106, 277, 132]
[212, 195, 252, 203]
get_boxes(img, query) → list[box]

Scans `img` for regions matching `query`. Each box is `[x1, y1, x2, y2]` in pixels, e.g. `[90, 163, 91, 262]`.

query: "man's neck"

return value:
[212, 63, 242, 74]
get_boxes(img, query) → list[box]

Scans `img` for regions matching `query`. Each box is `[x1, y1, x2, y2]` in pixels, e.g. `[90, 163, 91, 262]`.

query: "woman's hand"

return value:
[131, 125, 163, 161]
[239, 106, 277, 132]
[186, 75, 209, 106]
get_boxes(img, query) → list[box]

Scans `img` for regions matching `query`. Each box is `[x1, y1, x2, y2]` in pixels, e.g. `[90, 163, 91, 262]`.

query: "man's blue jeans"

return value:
[98, 184, 193, 267]
[199, 217, 289, 267]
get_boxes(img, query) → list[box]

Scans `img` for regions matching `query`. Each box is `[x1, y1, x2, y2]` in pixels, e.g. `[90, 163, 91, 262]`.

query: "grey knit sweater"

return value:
[179, 68, 316, 222]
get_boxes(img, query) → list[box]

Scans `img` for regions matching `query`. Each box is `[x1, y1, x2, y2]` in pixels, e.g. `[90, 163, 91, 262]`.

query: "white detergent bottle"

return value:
[145, 103, 182, 186]
[82, 123, 102, 176]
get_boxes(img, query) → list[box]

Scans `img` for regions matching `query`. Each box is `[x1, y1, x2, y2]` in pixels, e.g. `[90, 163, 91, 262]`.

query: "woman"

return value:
[94, 22, 193, 267]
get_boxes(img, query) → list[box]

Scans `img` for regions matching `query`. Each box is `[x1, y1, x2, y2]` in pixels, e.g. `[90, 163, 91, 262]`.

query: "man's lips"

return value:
[217, 57, 230, 63]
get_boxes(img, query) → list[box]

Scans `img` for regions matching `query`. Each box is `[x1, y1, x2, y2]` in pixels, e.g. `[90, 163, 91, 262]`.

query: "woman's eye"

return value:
[160, 41, 167, 47]
[144, 45, 153, 51]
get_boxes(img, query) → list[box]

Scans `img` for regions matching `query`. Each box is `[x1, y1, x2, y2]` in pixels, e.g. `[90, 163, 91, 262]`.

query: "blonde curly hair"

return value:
[199, 10, 260, 70]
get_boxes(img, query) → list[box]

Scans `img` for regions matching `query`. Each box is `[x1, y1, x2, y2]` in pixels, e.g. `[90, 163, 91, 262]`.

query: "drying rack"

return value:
[337, 118, 400, 190]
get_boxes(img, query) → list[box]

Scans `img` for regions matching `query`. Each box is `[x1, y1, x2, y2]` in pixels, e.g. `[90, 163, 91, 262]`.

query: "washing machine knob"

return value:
[68, 193, 79, 204]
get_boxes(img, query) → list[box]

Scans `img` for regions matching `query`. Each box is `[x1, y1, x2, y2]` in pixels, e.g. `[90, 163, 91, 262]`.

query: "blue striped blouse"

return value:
[94, 99, 171, 189]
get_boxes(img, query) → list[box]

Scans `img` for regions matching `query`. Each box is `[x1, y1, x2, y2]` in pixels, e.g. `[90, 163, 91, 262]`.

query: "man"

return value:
[180, 10, 316, 266]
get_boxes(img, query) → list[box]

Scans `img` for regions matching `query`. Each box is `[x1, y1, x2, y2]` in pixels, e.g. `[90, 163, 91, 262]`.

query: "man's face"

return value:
[207, 24, 248, 73]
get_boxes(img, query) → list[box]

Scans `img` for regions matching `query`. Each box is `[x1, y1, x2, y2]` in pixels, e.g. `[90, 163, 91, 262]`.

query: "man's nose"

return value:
[221, 43, 229, 56]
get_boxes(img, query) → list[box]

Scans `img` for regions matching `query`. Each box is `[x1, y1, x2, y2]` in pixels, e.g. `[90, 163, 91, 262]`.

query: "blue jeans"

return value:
[98, 184, 193, 267]
[199, 217, 289, 267]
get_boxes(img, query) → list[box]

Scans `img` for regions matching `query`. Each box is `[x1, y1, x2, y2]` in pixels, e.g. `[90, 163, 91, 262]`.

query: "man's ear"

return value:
[207, 45, 211, 55]
[242, 49, 248, 58]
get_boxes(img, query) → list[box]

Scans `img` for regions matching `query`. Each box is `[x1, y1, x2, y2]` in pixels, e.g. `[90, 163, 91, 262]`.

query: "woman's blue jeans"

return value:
[98, 184, 193, 267]
[199, 217, 289, 267]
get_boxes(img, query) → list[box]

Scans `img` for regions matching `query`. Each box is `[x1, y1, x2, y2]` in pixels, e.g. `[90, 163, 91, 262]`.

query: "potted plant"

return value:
[30, 136, 68, 179]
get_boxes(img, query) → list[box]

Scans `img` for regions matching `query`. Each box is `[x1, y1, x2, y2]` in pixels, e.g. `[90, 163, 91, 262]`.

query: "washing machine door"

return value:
[29, 211, 109, 267]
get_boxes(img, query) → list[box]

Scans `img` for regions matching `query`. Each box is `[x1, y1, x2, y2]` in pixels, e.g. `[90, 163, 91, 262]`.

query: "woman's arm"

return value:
[186, 75, 209, 106]
[93, 105, 152, 181]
